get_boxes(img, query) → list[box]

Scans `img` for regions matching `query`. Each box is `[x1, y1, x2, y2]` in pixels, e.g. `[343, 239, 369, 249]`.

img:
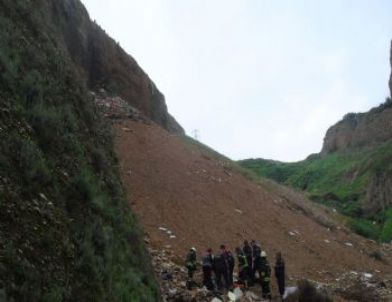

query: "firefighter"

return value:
[250, 240, 261, 280]
[185, 247, 197, 284]
[235, 247, 249, 287]
[226, 248, 235, 287]
[202, 248, 215, 290]
[274, 252, 285, 299]
[259, 251, 272, 299]
[242, 240, 253, 281]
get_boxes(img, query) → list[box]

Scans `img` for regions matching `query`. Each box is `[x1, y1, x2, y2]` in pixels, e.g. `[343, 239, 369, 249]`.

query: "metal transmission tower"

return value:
[192, 129, 200, 140]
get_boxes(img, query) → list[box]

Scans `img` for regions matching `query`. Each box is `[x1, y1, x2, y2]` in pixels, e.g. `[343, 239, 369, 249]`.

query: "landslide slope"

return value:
[0, 0, 161, 300]
[114, 118, 391, 287]
[239, 99, 392, 243]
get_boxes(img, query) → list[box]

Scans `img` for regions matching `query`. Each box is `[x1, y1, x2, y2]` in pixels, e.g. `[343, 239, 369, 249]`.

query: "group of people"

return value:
[185, 240, 285, 300]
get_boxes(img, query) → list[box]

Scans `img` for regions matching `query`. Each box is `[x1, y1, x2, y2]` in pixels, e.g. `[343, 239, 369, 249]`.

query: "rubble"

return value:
[324, 271, 392, 301]
[93, 89, 149, 123]
[149, 243, 392, 301]
[149, 246, 270, 301]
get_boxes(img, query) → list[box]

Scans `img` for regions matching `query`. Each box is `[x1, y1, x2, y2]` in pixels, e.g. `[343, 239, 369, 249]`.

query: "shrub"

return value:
[380, 209, 392, 243]
[348, 218, 380, 240]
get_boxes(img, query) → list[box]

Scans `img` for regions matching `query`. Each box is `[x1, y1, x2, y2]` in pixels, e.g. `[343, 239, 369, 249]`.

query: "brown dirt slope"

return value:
[114, 119, 391, 283]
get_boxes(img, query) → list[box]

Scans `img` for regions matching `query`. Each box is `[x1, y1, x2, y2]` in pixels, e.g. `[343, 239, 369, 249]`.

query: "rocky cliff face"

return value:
[321, 104, 392, 154]
[319, 42, 392, 218]
[50, 0, 184, 134]
[364, 170, 392, 215]
[322, 42, 392, 154]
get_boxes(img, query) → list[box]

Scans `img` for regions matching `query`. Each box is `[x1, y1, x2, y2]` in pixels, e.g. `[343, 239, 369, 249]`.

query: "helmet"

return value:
[190, 247, 197, 252]
[261, 251, 267, 257]
[207, 248, 212, 253]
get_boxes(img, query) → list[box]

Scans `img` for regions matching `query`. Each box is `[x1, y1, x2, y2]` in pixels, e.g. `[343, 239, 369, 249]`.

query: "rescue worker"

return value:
[250, 240, 261, 280]
[185, 247, 197, 288]
[243, 240, 253, 281]
[202, 248, 215, 290]
[214, 244, 230, 290]
[274, 252, 285, 299]
[259, 251, 272, 299]
[235, 247, 249, 287]
[226, 248, 235, 287]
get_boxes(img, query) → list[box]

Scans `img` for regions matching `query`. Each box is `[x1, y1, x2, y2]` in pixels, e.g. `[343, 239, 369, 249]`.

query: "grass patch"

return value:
[238, 142, 392, 242]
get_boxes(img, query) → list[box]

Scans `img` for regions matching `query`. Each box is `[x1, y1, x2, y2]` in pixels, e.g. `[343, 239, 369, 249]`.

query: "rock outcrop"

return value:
[321, 104, 392, 154]
[49, 0, 184, 134]
[321, 41, 392, 155]
[364, 170, 392, 215]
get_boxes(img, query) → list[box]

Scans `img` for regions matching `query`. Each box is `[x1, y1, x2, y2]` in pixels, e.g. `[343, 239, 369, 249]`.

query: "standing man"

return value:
[243, 240, 253, 282]
[226, 248, 235, 287]
[202, 248, 215, 290]
[185, 247, 197, 289]
[259, 251, 272, 300]
[216, 244, 231, 290]
[274, 252, 285, 299]
[235, 247, 249, 287]
[250, 240, 261, 280]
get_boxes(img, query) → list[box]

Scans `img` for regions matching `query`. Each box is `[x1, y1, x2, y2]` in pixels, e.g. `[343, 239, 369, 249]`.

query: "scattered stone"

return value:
[39, 193, 48, 200]
[235, 209, 243, 214]
[345, 242, 353, 247]
[363, 273, 373, 279]
[227, 291, 236, 301]
[283, 287, 298, 299]
[233, 287, 244, 300]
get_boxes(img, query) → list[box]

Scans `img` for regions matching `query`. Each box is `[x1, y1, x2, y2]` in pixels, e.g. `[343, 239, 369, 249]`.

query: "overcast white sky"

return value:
[82, 0, 392, 162]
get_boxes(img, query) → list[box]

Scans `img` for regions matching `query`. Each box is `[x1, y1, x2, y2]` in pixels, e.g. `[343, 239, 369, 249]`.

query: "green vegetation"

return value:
[238, 142, 392, 242]
[0, 0, 159, 301]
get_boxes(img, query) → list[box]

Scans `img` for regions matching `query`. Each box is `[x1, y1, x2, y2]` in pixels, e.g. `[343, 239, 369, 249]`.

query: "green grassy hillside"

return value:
[0, 0, 159, 301]
[238, 141, 392, 242]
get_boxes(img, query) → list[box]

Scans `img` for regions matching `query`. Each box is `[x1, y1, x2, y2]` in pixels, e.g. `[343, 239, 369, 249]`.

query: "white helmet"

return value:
[190, 247, 197, 252]
[261, 251, 267, 257]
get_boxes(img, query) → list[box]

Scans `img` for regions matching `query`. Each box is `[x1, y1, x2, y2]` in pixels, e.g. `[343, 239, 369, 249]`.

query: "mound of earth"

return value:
[97, 95, 392, 299]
